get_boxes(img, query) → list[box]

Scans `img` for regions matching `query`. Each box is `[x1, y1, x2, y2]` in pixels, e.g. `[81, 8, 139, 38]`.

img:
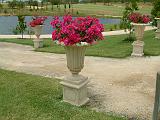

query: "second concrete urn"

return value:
[32, 25, 43, 48]
[155, 18, 160, 39]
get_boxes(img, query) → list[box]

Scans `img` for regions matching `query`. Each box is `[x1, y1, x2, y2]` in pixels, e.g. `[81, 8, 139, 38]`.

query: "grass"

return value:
[0, 3, 152, 17]
[104, 24, 121, 31]
[0, 30, 159, 58]
[0, 68, 126, 120]
[72, 3, 152, 16]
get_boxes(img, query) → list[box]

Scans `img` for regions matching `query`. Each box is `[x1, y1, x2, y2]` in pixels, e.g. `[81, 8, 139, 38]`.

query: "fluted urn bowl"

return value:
[65, 46, 87, 75]
[131, 23, 148, 41]
[32, 25, 43, 39]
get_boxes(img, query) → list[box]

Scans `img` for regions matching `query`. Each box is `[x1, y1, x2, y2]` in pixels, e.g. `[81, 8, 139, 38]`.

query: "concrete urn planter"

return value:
[60, 46, 89, 106]
[32, 25, 43, 48]
[131, 23, 147, 57]
[32, 25, 43, 39]
[155, 18, 160, 39]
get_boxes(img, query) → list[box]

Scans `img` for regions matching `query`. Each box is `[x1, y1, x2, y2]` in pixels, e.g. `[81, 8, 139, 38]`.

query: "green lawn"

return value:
[71, 3, 152, 16]
[0, 3, 152, 17]
[0, 30, 159, 58]
[0, 68, 126, 120]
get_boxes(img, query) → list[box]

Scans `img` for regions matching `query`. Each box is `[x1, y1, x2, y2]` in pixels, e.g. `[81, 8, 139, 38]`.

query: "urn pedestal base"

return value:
[33, 39, 43, 48]
[131, 41, 144, 57]
[155, 30, 160, 39]
[60, 74, 89, 106]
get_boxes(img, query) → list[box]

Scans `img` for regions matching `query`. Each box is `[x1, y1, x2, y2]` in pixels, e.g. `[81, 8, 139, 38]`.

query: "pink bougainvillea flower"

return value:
[128, 12, 150, 24]
[29, 16, 48, 27]
[50, 15, 104, 46]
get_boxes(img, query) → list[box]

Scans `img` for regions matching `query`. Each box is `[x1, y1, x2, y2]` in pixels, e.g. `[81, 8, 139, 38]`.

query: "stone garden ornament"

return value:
[153, 72, 160, 120]
[155, 17, 160, 39]
[29, 16, 47, 48]
[51, 15, 104, 106]
[128, 12, 151, 57]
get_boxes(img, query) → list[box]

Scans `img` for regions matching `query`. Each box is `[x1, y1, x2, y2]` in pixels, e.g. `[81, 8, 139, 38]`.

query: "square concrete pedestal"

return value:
[33, 39, 43, 48]
[60, 74, 89, 106]
[131, 41, 144, 57]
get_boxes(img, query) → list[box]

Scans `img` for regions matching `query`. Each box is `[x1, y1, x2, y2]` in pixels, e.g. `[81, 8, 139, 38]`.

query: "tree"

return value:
[50, 0, 60, 10]
[16, 16, 27, 39]
[28, 0, 33, 10]
[43, 0, 48, 10]
[17, 1, 25, 10]
[0, 3, 3, 13]
[120, 0, 139, 41]
[40, 0, 44, 10]
[103, 0, 111, 5]
[151, 0, 160, 18]
[8, 0, 17, 11]
[32, 1, 38, 10]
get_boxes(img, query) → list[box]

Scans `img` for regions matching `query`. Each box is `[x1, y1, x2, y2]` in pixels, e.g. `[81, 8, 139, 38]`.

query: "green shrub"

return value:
[123, 35, 136, 42]
[12, 28, 19, 35]
[114, 24, 117, 30]
[110, 27, 113, 31]
[4, 9, 8, 14]
[16, 15, 27, 39]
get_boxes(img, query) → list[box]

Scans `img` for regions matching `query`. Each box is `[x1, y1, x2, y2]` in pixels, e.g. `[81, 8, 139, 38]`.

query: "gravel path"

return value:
[0, 42, 159, 119]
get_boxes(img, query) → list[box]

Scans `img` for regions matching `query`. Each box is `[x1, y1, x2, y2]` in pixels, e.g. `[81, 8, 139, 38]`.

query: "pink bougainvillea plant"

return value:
[29, 16, 48, 27]
[50, 15, 104, 46]
[128, 12, 151, 24]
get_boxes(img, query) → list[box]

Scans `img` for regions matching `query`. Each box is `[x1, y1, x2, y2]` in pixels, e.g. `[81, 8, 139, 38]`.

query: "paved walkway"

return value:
[0, 26, 156, 39]
[0, 42, 159, 119]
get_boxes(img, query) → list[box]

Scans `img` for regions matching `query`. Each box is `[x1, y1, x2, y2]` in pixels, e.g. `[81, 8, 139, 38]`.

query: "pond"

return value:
[0, 16, 121, 35]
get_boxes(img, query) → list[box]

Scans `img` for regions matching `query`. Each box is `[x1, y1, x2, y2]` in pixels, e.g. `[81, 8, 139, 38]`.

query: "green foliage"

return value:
[123, 35, 136, 42]
[76, 10, 79, 15]
[16, 16, 27, 39]
[121, 1, 139, 30]
[12, 28, 19, 35]
[0, 3, 3, 9]
[109, 27, 113, 31]
[120, 0, 139, 39]
[17, 1, 25, 9]
[28, 0, 33, 10]
[151, 0, 160, 18]
[0, 3, 3, 13]
[3, 9, 8, 14]
[8, 0, 17, 9]
[114, 24, 117, 29]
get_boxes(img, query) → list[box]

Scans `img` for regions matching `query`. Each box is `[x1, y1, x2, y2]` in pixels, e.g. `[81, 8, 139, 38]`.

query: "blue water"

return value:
[0, 16, 120, 35]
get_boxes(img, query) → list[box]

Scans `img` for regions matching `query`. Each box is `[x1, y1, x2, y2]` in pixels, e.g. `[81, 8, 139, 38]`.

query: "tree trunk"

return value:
[51, 4, 53, 10]
[46, 2, 48, 10]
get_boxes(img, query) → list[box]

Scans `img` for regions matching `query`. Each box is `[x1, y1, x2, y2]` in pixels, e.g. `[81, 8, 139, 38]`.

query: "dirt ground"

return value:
[0, 42, 159, 120]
